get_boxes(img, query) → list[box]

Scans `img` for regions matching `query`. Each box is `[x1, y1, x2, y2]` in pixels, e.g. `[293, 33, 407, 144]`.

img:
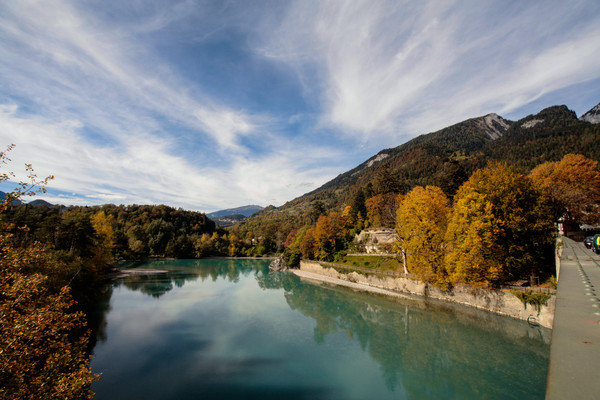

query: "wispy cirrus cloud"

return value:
[1, 104, 338, 210]
[1, 0, 262, 150]
[0, 0, 341, 210]
[259, 0, 600, 138]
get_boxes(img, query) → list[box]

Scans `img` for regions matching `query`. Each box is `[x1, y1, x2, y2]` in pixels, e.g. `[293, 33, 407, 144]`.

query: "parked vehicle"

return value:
[593, 234, 600, 254]
[584, 236, 594, 249]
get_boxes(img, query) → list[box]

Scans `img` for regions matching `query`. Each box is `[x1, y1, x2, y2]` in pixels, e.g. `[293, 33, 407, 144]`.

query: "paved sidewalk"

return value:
[546, 237, 600, 400]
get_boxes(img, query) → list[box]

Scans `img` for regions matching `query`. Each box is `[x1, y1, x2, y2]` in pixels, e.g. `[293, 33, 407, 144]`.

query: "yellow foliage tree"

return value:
[396, 186, 450, 285]
[445, 163, 555, 286]
[91, 211, 115, 266]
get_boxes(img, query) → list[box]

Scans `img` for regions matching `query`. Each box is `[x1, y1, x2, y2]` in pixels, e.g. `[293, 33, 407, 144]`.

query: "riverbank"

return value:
[293, 260, 556, 328]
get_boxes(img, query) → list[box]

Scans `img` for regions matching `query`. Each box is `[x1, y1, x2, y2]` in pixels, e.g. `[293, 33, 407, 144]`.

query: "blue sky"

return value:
[1, 0, 599, 212]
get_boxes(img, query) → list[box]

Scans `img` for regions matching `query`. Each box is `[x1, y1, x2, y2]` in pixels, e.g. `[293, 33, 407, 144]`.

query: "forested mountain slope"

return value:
[232, 103, 600, 245]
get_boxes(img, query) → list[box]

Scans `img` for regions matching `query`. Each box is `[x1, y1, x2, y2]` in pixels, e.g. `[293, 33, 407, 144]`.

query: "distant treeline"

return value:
[2, 202, 283, 264]
[3, 203, 213, 258]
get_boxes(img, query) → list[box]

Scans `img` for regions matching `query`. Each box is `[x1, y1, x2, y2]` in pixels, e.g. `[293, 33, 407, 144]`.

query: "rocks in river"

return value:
[269, 256, 288, 271]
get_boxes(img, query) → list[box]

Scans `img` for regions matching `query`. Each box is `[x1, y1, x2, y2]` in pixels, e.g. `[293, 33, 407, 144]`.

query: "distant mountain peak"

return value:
[475, 113, 510, 140]
[580, 102, 600, 124]
[0, 191, 22, 205]
[28, 199, 53, 207]
[207, 205, 264, 219]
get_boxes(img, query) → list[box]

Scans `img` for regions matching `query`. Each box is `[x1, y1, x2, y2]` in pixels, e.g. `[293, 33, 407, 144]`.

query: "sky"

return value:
[1, 0, 600, 212]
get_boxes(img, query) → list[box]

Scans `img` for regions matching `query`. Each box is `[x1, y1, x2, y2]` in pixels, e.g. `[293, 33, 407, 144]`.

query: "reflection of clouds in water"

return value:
[230, 277, 284, 317]
[101, 261, 275, 354]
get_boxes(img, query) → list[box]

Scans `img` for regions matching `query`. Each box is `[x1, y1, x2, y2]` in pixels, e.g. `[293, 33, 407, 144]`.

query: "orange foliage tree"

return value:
[365, 193, 397, 228]
[299, 227, 316, 260]
[530, 153, 600, 224]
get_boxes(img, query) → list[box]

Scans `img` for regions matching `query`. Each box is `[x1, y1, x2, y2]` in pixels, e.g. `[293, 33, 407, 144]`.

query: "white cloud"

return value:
[194, 107, 255, 151]
[1, 106, 227, 209]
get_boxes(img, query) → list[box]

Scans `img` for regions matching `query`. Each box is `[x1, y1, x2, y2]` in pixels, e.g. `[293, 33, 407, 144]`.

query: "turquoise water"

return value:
[90, 259, 550, 399]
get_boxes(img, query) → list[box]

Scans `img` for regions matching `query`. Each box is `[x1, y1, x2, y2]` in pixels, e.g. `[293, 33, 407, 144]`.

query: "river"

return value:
[90, 259, 550, 399]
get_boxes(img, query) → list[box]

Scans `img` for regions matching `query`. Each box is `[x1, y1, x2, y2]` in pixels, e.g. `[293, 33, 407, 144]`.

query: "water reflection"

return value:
[277, 276, 550, 398]
[92, 260, 550, 400]
[116, 259, 270, 297]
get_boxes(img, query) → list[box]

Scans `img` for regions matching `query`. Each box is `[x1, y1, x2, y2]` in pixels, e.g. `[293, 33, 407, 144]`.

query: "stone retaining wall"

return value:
[299, 260, 555, 328]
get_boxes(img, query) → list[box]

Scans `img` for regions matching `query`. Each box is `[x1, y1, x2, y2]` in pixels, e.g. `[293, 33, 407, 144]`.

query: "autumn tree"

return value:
[445, 163, 555, 286]
[91, 211, 115, 270]
[0, 145, 99, 398]
[396, 186, 450, 285]
[127, 225, 148, 257]
[365, 193, 398, 228]
[282, 229, 296, 248]
[299, 228, 316, 259]
[313, 215, 338, 261]
[0, 250, 99, 399]
[530, 153, 600, 224]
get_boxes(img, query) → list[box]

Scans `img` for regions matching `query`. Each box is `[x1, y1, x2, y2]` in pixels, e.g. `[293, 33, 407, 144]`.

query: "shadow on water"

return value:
[91, 260, 550, 400]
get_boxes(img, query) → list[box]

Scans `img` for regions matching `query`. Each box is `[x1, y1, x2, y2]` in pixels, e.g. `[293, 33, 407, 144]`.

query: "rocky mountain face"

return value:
[475, 113, 511, 139]
[580, 102, 600, 124]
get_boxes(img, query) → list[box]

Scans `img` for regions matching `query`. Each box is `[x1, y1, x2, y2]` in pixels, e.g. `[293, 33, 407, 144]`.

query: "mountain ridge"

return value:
[233, 101, 600, 240]
[308, 112, 513, 196]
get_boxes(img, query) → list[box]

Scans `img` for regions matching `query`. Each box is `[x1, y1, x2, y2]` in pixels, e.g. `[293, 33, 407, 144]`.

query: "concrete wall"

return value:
[300, 260, 555, 328]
